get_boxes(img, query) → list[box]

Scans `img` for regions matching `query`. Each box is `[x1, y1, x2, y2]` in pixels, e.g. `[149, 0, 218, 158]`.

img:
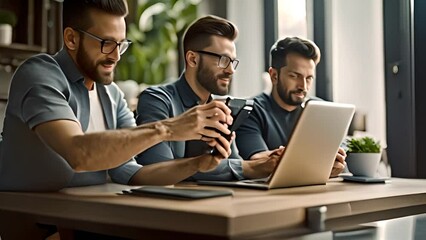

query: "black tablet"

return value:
[123, 186, 233, 200]
[342, 175, 390, 183]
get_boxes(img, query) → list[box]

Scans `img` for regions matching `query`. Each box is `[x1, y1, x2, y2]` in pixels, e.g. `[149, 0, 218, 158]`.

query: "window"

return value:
[277, 0, 308, 39]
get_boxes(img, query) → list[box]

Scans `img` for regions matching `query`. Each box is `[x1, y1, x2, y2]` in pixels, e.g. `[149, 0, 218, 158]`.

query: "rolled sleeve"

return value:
[189, 158, 244, 181]
[108, 158, 142, 184]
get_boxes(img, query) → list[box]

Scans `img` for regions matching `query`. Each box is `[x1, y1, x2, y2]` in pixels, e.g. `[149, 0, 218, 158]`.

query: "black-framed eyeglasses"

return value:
[195, 50, 239, 70]
[75, 29, 132, 55]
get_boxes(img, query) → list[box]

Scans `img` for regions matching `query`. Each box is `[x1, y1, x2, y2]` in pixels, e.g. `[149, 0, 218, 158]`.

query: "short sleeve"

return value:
[108, 158, 142, 184]
[22, 85, 78, 129]
[236, 101, 269, 159]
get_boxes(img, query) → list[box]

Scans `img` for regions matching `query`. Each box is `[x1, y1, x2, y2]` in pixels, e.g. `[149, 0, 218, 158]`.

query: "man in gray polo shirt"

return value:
[236, 37, 346, 177]
[135, 16, 281, 181]
[0, 0, 234, 191]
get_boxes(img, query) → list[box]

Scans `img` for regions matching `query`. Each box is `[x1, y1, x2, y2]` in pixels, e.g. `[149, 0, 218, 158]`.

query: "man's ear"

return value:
[63, 27, 78, 51]
[268, 67, 278, 85]
[186, 51, 198, 68]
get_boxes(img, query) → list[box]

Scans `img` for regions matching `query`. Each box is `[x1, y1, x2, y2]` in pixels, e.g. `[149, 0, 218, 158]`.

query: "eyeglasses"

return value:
[75, 29, 132, 55]
[195, 50, 239, 70]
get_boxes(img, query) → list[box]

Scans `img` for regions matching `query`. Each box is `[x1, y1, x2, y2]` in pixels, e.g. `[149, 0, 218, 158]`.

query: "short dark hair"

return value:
[183, 15, 238, 54]
[270, 37, 321, 69]
[63, 0, 128, 31]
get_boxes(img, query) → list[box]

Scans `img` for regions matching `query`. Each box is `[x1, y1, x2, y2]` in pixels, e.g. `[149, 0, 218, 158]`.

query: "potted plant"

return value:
[345, 136, 382, 177]
[0, 9, 17, 45]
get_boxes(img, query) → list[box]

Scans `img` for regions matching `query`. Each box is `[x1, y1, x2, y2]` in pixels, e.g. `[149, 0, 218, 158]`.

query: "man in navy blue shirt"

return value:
[136, 16, 280, 181]
[236, 37, 346, 177]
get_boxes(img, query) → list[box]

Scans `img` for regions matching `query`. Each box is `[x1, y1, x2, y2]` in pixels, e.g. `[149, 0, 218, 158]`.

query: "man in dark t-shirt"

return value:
[236, 37, 346, 177]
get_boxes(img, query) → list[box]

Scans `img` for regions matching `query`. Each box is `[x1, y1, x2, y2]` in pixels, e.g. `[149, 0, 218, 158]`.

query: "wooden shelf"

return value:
[0, 0, 62, 67]
[0, 43, 45, 65]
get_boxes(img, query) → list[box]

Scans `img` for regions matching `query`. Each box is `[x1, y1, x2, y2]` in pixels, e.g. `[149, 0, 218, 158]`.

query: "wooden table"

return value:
[1, 178, 426, 239]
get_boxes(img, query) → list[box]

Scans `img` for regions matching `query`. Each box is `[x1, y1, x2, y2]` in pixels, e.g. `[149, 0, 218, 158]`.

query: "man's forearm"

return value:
[242, 161, 257, 179]
[128, 156, 207, 185]
[70, 122, 171, 171]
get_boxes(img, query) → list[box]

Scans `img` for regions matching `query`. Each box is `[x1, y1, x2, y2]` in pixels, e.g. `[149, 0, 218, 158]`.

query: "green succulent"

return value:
[0, 9, 17, 27]
[346, 136, 381, 153]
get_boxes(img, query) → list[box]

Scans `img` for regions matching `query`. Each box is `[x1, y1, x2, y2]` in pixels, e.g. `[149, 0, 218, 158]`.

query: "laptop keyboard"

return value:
[241, 177, 270, 184]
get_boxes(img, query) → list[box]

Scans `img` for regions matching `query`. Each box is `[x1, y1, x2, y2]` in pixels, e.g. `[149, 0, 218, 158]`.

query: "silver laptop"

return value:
[197, 100, 355, 190]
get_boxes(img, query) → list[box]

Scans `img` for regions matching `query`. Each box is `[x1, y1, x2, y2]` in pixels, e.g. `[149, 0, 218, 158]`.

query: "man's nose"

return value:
[224, 63, 235, 74]
[297, 77, 308, 90]
[107, 46, 121, 62]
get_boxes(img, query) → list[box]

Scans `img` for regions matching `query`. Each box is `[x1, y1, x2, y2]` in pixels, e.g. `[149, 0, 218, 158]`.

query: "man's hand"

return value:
[205, 132, 235, 159]
[330, 147, 347, 177]
[192, 135, 233, 172]
[242, 146, 284, 179]
[161, 101, 233, 142]
[197, 153, 229, 173]
[250, 146, 285, 160]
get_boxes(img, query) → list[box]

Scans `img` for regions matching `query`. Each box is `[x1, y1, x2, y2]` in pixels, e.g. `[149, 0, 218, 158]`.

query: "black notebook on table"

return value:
[123, 186, 233, 200]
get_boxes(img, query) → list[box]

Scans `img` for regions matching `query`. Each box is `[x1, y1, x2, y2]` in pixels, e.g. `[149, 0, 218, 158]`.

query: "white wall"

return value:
[326, 0, 386, 145]
[227, 0, 265, 98]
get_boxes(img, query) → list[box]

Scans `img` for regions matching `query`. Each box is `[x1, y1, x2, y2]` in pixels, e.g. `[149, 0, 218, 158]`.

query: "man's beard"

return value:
[196, 58, 232, 96]
[76, 42, 115, 85]
[277, 72, 307, 106]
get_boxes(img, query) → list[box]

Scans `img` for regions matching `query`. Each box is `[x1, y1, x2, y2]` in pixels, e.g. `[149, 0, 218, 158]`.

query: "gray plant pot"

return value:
[346, 152, 382, 177]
